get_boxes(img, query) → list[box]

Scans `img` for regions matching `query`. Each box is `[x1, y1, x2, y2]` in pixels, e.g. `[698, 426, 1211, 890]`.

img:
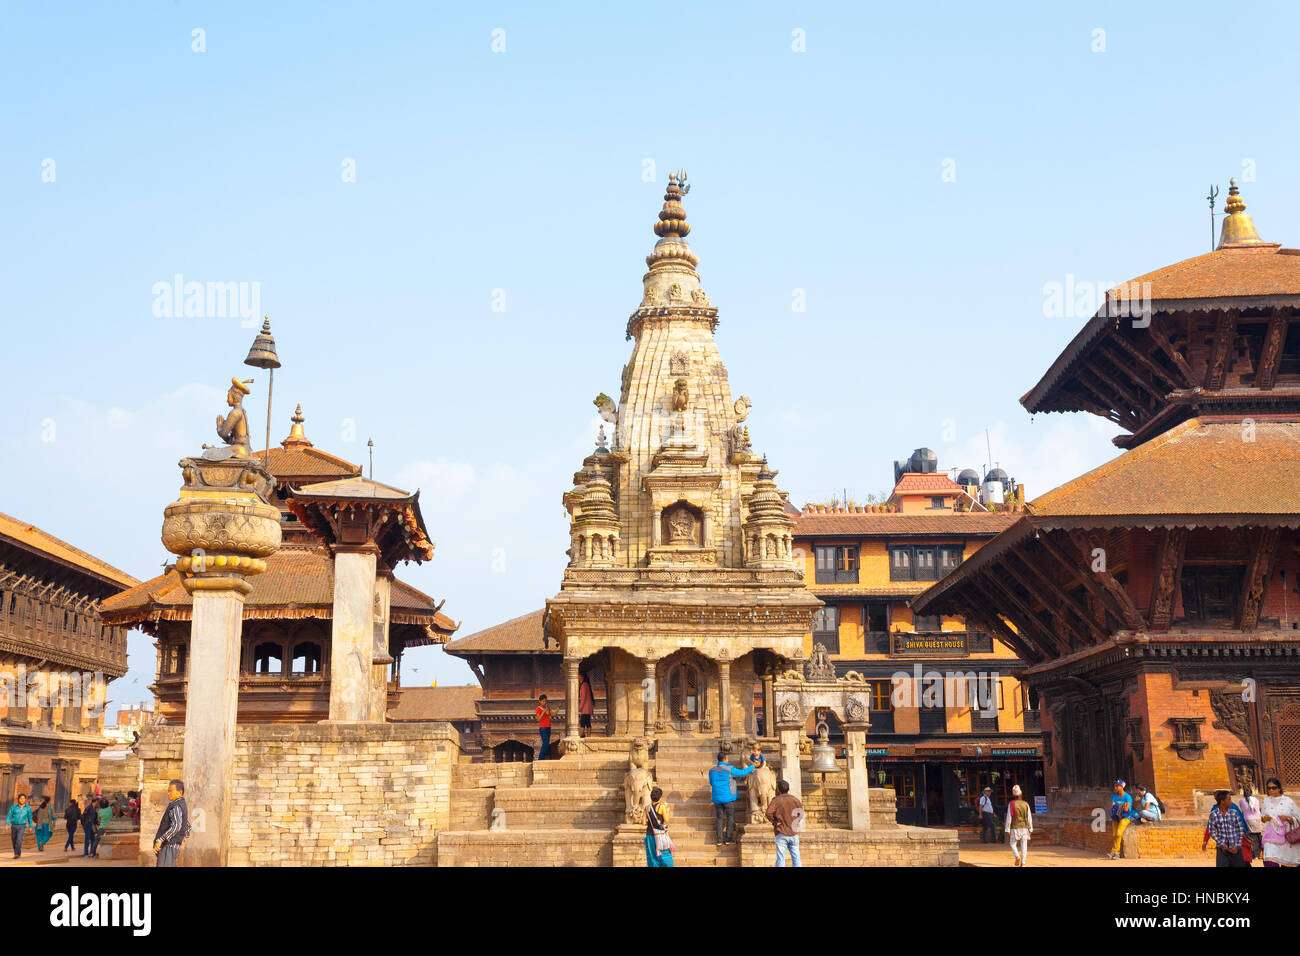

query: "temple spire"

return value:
[636, 169, 709, 317]
[1217, 178, 1264, 249]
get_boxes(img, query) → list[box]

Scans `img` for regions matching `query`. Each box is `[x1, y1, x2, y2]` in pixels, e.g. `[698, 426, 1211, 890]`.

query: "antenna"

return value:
[985, 428, 993, 475]
[367, 438, 374, 479]
[1207, 184, 1220, 251]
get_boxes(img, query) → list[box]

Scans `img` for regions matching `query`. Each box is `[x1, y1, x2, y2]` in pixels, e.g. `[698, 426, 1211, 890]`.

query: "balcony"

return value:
[1023, 710, 1041, 732]
[814, 568, 859, 585]
[970, 715, 999, 734]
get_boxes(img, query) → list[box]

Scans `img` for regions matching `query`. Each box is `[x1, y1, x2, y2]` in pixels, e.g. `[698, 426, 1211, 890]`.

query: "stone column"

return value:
[762, 671, 775, 738]
[183, 585, 247, 865]
[844, 727, 871, 831]
[717, 657, 732, 744]
[369, 573, 392, 723]
[328, 546, 378, 722]
[564, 656, 581, 742]
[779, 727, 803, 803]
[642, 658, 657, 739]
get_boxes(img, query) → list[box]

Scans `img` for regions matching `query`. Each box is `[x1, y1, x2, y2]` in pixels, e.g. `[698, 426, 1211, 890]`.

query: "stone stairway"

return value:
[651, 737, 749, 867]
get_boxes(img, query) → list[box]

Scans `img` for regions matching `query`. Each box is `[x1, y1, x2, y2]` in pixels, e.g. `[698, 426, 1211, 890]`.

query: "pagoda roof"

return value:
[0, 511, 139, 592]
[257, 445, 361, 482]
[444, 609, 551, 656]
[100, 545, 457, 641]
[287, 478, 435, 565]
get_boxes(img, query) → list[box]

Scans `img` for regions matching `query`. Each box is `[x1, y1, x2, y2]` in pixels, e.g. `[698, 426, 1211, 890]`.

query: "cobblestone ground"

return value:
[960, 842, 1211, 867]
[0, 844, 135, 868]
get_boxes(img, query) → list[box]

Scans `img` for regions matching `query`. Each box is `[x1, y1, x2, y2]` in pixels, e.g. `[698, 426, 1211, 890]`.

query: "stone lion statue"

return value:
[843, 670, 867, 683]
[748, 760, 777, 824]
[623, 737, 654, 824]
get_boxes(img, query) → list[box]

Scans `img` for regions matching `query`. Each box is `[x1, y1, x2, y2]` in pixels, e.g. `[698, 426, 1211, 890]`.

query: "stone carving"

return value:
[778, 697, 800, 722]
[664, 503, 700, 546]
[747, 760, 777, 823]
[733, 396, 751, 422]
[804, 643, 836, 682]
[798, 735, 813, 756]
[843, 671, 867, 683]
[640, 287, 657, 307]
[666, 282, 683, 302]
[623, 737, 654, 824]
[669, 350, 689, 376]
[690, 287, 711, 305]
[672, 377, 690, 412]
[594, 392, 618, 425]
[845, 694, 866, 723]
[1210, 688, 1253, 750]
[778, 669, 804, 682]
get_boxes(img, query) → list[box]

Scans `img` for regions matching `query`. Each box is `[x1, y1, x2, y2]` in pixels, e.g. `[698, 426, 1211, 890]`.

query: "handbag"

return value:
[646, 802, 673, 855]
[1287, 823, 1300, 846]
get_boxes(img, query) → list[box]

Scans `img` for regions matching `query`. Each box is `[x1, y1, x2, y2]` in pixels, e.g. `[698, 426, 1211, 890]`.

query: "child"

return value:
[748, 741, 766, 769]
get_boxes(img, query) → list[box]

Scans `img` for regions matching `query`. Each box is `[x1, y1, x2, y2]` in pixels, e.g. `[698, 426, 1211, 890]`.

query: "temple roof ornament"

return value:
[283, 403, 312, 447]
[1217, 178, 1264, 248]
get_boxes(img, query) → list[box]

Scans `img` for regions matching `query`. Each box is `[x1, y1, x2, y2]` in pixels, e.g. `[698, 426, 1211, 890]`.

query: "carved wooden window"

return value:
[913, 614, 941, 633]
[253, 642, 283, 675]
[1278, 704, 1300, 787]
[1180, 566, 1244, 623]
[290, 642, 322, 676]
[667, 664, 702, 721]
[815, 546, 858, 583]
[939, 546, 963, 572]
[889, 547, 912, 581]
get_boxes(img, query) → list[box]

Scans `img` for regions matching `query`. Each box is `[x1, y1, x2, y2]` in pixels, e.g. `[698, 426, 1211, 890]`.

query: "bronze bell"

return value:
[810, 720, 839, 774]
[243, 317, 281, 369]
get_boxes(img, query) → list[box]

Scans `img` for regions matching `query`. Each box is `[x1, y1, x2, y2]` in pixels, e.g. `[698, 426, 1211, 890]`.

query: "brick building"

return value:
[0, 511, 138, 812]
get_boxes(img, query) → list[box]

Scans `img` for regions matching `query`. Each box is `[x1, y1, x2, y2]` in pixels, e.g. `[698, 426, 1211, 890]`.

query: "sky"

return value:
[4, 2, 1299, 718]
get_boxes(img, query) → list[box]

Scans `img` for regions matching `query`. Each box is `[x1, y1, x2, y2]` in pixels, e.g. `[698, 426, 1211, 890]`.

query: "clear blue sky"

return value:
[4, 2, 1298, 716]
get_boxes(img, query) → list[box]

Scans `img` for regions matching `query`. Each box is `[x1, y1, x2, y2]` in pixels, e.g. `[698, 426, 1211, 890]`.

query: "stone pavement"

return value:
[0, 843, 135, 868]
[960, 841, 1212, 867]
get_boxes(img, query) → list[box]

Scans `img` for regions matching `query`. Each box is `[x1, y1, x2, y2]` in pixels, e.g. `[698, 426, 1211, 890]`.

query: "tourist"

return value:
[1237, 785, 1264, 859]
[765, 778, 803, 867]
[748, 740, 766, 770]
[1107, 779, 1132, 860]
[1132, 784, 1163, 824]
[33, 796, 54, 852]
[1005, 784, 1033, 867]
[1259, 777, 1300, 868]
[92, 779, 102, 802]
[5, 793, 32, 858]
[534, 694, 555, 761]
[80, 798, 100, 858]
[95, 798, 113, 854]
[978, 787, 996, 843]
[63, 799, 80, 851]
[578, 675, 594, 739]
[1203, 789, 1248, 867]
[708, 751, 754, 846]
[153, 779, 191, 867]
[644, 786, 674, 867]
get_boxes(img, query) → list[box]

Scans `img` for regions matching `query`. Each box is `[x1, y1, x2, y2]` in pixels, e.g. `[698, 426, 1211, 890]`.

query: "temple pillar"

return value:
[370, 572, 392, 722]
[761, 669, 775, 738]
[564, 656, 581, 743]
[643, 658, 657, 739]
[844, 727, 871, 831]
[328, 547, 378, 722]
[183, 585, 248, 865]
[779, 727, 803, 803]
[717, 656, 732, 744]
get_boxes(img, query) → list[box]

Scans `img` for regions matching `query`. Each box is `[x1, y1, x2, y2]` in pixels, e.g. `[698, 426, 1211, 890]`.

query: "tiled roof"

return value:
[258, 445, 361, 481]
[892, 474, 964, 494]
[445, 609, 551, 655]
[389, 685, 482, 722]
[793, 512, 1019, 537]
[1109, 244, 1300, 303]
[0, 512, 139, 591]
[100, 546, 456, 634]
[1028, 417, 1300, 518]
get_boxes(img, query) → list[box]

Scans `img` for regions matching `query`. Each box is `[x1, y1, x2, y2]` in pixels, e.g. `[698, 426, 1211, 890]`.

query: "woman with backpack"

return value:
[644, 786, 675, 867]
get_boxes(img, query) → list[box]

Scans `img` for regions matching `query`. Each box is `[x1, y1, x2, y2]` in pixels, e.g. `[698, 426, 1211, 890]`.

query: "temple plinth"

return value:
[161, 395, 282, 867]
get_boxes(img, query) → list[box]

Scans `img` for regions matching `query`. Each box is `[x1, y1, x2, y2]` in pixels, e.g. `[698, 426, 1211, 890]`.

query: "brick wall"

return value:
[137, 721, 459, 866]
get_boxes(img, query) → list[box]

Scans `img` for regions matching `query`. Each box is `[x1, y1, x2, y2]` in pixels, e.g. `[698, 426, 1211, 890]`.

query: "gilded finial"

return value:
[655, 170, 691, 239]
[283, 402, 311, 447]
[1218, 178, 1264, 249]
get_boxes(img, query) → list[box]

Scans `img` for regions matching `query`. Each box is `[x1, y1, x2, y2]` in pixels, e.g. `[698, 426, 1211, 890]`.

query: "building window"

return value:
[872, 767, 918, 808]
[968, 629, 993, 652]
[939, 546, 963, 572]
[812, 606, 840, 653]
[912, 614, 941, 633]
[889, 547, 912, 581]
[290, 642, 322, 676]
[814, 545, 859, 584]
[667, 664, 703, 721]
[1179, 566, 1244, 623]
[253, 642, 283, 675]
[165, 644, 187, 676]
[928, 496, 946, 509]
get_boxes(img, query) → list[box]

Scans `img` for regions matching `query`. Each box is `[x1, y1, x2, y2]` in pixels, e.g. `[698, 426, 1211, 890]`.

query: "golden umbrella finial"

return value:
[243, 316, 282, 467]
[1218, 178, 1264, 249]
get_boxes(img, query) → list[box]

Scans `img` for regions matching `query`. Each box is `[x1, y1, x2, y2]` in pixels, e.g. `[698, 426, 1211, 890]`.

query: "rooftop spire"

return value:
[1217, 178, 1264, 249]
[654, 170, 691, 239]
[282, 403, 312, 447]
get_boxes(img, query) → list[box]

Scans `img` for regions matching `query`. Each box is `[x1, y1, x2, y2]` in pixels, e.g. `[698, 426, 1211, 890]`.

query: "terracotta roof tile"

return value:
[793, 512, 1019, 537]
[1109, 244, 1300, 303]
[444, 609, 550, 655]
[389, 685, 482, 722]
[892, 474, 964, 494]
[1029, 417, 1300, 518]
[258, 446, 361, 481]
[0, 512, 139, 591]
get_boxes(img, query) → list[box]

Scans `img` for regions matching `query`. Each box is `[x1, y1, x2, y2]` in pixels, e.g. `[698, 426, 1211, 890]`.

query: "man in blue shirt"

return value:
[6, 793, 33, 858]
[1108, 779, 1132, 859]
[708, 752, 754, 846]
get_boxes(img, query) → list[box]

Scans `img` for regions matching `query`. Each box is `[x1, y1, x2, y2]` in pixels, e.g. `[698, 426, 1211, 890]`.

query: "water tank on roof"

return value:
[980, 467, 1010, 506]
[957, 468, 980, 488]
[893, 447, 939, 484]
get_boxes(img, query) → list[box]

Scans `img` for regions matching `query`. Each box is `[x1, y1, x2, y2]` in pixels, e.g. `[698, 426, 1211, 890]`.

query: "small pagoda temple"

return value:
[913, 182, 1300, 843]
[102, 406, 456, 723]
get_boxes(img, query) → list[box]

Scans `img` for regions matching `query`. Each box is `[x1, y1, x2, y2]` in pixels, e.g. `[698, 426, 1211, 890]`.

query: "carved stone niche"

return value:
[1167, 716, 1209, 761]
[662, 502, 703, 547]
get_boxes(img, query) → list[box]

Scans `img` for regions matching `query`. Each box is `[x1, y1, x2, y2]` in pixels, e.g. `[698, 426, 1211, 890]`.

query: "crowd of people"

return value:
[4, 778, 142, 860]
